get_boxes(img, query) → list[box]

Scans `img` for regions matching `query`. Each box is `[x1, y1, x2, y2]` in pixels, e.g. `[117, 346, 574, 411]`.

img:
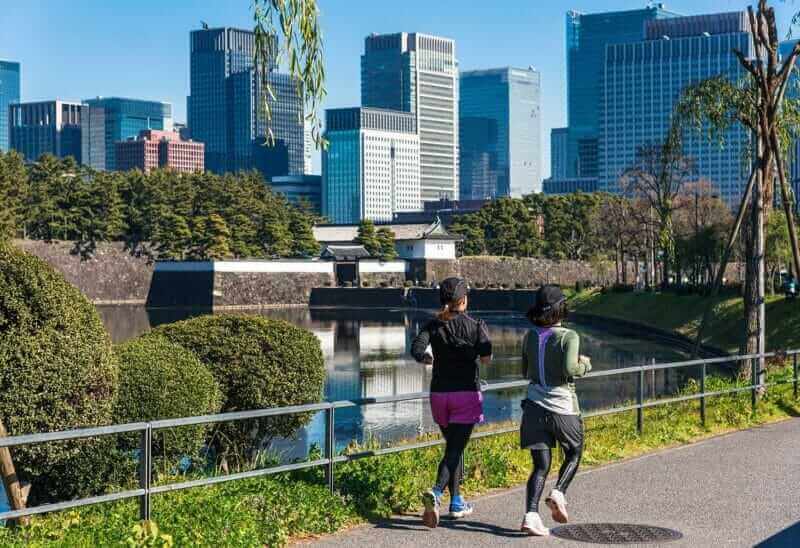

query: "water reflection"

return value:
[97, 306, 689, 459]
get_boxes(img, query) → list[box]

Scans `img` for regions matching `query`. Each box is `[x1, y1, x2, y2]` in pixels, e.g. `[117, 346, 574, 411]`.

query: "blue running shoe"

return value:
[448, 498, 474, 519]
[422, 490, 441, 528]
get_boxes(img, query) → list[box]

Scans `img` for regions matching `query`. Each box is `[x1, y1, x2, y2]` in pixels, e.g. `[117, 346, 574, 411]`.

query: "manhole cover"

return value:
[551, 523, 683, 544]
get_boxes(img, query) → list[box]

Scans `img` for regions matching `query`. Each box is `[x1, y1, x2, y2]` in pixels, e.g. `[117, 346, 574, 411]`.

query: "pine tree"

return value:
[0, 150, 28, 241]
[289, 209, 320, 257]
[200, 213, 232, 260]
[376, 227, 398, 261]
[355, 219, 381, 257]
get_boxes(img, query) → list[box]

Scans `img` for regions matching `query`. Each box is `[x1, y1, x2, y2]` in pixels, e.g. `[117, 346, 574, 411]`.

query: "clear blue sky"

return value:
[2, 0, 798, 176]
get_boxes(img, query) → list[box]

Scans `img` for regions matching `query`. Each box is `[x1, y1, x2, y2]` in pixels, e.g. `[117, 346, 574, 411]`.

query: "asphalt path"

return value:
[306, 418, 800, 547]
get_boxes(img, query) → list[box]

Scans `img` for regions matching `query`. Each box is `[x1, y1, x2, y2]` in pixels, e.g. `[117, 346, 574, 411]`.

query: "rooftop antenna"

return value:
[201, 21, 209, 30]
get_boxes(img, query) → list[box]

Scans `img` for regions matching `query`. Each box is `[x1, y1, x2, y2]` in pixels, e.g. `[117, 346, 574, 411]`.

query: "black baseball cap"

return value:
[531, 285, 566, 315]
[439, 277, 468, 305]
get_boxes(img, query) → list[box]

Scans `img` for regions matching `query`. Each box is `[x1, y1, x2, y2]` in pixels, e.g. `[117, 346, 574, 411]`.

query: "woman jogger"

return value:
[519, 285, 592, 536]
[411, 277, 492, 528]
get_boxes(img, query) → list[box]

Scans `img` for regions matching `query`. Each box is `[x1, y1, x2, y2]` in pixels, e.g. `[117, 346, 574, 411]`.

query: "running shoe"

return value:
[421, 490, 440, 528]
[520, 512, 550, 536]
[545, 489, 569, 523]
[447, 499, 474, 519]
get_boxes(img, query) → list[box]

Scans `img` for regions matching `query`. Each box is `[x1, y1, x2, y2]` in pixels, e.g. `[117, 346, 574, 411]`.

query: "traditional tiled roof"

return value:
[313, 218, 461, 244]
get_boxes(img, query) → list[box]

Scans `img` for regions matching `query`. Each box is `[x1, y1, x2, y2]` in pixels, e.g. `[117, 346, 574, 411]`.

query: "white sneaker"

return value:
[520, 512, 549, 536]
[545, 489, 569, 523]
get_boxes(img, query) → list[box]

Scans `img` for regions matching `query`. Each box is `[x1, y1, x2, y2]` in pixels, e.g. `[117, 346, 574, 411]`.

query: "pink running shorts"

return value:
[429, 391, 484, 427]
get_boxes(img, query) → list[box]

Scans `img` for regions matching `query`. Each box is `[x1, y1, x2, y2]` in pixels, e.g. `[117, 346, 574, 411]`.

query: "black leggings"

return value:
[435, 423, 474, 498]
[525, 443, 583, 513]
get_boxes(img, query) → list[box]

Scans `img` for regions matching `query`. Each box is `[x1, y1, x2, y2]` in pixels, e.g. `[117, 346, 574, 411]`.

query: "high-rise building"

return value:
[322, 107, 420, 224]
[565, 5, 678, 178]
[550, 127, 568, 180]
[0, 60, 21, 152]
[459, 67, 541, 199]
[542, 177, 598, 195]
[9, 100, 83, 162]
[269, 174, 322, 213]
[115, 129, 204, 173]
[188, 27, 304, 177]
[362, 32, 459, 202]
[599, 12, 754, 207]
[81, 97, 172, 171]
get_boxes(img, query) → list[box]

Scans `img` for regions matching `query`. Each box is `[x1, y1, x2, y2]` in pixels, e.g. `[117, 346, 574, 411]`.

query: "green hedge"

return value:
[147, 315, 325, 462]
[0, 242, 118, 504]
[113, 336, 223, 460]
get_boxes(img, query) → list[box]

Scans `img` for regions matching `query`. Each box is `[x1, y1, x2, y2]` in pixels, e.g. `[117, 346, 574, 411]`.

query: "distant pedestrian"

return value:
[411, 277, 493, 528]
[519, 285, 592, 536]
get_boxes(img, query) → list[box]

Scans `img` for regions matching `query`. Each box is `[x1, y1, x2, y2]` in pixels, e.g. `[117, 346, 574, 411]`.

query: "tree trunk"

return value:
[0, 420, 29, 526]
[742, 207, 759, 380]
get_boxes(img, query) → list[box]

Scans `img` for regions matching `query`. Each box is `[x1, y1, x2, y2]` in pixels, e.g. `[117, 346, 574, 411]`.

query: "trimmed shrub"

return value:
[0, 242, 118, 504]
[148, 315, 325, 461]
[113, 336, 223, 460]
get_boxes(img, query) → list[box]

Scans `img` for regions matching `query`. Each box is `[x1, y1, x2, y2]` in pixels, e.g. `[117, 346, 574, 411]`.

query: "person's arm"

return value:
[476, 319, 492, 365]
[411, 323, 433, 364]
[564, 330, 591, 378]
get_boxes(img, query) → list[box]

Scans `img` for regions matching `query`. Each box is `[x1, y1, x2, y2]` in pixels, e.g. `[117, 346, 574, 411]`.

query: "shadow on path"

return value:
[755, 521, 800, 548]
[370, 515, 526, 539]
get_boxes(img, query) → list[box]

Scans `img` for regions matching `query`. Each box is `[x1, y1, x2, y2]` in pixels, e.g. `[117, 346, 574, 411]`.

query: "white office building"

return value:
[323, 107, 421, 224]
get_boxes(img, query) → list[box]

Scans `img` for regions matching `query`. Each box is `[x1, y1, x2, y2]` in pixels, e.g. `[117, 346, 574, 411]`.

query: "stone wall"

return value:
[214, 271, 333, 307]
[359, 272, 404, 287]
[15, 240, 154, 304]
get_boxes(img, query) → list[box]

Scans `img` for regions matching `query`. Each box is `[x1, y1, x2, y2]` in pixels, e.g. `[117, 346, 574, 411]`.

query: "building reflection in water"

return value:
[97, 305, 691, 462]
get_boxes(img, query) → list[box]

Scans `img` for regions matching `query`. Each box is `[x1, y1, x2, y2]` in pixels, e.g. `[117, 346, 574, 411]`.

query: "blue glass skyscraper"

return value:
[0, 60, 21, 152]
[81, 97, 172, 171]
[189, 27, 304, 177]
[599, 12, 754, 207]
[459, 67, 541, 199]
[563, 5, 677, 178]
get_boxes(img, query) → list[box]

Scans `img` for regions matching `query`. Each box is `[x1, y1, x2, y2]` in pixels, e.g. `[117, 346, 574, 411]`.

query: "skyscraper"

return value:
[550, 127, 568, 180]
[9, 100, 83, 162]
[599, 12, 754, 207]
[565, 5, 678, 178]
[81, 97, 172, 171]
[459, 67, 541, 199]
[322, 107, 420, 224]
[188, 27, 304, 177]
[0, 60, 21, 152]
[362, 33, 459, 202]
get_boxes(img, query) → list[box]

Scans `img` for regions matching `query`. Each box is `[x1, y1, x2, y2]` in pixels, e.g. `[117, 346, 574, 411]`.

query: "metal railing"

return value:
[1, 349, 798, 524]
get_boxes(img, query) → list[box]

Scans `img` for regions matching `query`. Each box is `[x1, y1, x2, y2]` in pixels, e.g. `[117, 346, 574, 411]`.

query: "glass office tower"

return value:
[599, 12, 753, 207]
[565, 5, 677, 178]
[9, 100, 83, 162]
[362, 33, 459, 202]
[0, 60, 21, 151]
[189, 27, 304, 177]
[81, 97, 172, 171]
[459, 67, 541, 199]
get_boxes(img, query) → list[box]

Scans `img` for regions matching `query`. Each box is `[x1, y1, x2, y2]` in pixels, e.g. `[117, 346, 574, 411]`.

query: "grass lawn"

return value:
[570, 289, 800, 353]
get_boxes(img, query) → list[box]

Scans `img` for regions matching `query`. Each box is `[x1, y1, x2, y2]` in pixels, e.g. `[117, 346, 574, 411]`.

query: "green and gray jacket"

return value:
[522, 325, 591, 415]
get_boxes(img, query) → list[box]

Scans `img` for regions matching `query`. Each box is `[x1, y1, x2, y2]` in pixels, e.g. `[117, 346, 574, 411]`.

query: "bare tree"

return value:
[620, 126, 695, 287]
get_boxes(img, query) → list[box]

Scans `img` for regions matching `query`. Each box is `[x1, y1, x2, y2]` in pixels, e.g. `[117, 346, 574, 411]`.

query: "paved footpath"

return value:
[307, 418, 800, 547]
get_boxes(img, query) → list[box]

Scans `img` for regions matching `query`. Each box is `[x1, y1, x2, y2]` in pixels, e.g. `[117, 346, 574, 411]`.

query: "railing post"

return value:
[700, 362, 707, 427]
[751, 357, 758, 414]
[794, 354, 798, 400]
[325, 406, 335, 492]
[138, 425, 152, 522]
[636, 365, 646, 435]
